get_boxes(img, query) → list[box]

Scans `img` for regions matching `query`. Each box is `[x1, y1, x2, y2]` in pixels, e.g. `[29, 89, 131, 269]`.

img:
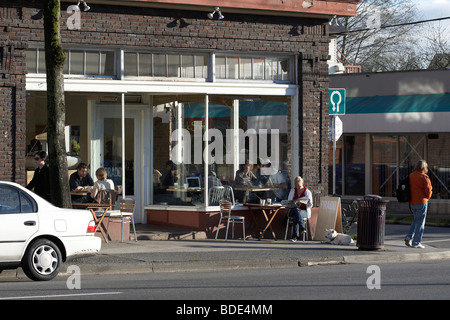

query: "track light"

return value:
[77, 0, 90, 12]
[207, 7, 224, 20]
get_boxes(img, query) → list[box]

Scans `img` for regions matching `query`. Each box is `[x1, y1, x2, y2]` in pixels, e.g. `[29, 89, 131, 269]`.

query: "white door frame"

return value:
[90, 101, 151, 224]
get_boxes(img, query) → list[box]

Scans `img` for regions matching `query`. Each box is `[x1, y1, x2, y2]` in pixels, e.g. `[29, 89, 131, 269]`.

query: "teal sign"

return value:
[329, 89, 346, 115]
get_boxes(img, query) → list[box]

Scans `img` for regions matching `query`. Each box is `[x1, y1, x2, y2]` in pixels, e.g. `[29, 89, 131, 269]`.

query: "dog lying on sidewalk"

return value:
[323, 229, 356, 246]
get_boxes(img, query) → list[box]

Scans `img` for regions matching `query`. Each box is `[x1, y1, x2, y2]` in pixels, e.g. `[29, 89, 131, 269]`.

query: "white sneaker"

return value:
[412, 244, 425, 249]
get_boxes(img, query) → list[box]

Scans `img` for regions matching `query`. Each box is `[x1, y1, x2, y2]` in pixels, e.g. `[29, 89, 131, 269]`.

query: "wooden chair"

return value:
[93, 189, 117, 210]
[215, 200, 245, 241]
[107, 198, 137, 242]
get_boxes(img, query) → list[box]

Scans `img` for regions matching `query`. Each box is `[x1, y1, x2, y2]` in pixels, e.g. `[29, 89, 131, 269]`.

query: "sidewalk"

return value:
[3, 224, 450, 279]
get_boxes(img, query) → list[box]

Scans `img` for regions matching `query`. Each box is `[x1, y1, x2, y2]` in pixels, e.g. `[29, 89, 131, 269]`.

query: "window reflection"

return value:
[337, 133, 450, 199]
[152, 96, 291, 206]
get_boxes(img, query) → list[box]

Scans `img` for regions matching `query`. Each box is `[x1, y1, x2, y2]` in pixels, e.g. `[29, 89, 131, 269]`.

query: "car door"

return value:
[0, 185, 39, 261]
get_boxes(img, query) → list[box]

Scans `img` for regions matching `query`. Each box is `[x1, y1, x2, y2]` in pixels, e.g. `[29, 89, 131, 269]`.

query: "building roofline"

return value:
[68, 0, 359, 18]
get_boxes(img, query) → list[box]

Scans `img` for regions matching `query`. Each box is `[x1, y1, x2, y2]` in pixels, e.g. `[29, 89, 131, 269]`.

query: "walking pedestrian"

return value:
[405, 160, 433, 248]
[26, 151, 51, 201]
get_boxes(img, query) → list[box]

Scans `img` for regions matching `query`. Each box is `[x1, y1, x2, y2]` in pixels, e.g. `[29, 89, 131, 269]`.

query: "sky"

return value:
[413, 0, 450, 29]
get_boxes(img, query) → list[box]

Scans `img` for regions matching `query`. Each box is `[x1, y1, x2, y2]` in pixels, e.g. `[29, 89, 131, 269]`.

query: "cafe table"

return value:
[72, 202, 111, 242]
[244, 203, 285, 240]
[234, 186, 273, 204]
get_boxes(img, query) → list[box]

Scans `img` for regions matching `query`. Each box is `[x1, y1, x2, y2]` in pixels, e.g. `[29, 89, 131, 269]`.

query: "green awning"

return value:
[346, 94, 450, 114]
[184, 101, 288, 118]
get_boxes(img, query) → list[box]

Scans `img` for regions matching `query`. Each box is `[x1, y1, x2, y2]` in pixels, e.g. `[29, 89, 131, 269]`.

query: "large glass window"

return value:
[124, 52, 208, 79]
[337, 133, 450, 199]
[373, 135, 398, 197]
[152, 96, 291, 206]
[427, 134, 450, 199]
[215, 55, 292, 81]
[27, 48, 293, 83]
[26, 48, 115, 77]
[329, 135, 366, 196]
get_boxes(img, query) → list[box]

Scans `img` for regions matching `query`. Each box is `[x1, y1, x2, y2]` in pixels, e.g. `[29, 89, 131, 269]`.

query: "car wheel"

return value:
[22, 239, 62, 281]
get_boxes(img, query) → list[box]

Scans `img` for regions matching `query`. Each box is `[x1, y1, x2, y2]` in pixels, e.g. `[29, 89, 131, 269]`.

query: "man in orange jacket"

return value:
[405, 160, 433, 248]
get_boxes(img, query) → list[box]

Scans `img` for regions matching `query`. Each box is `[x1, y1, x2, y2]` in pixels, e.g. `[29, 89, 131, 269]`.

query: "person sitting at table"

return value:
[69, 162, 94, 203]
[208, 171, 222, 188]
[233, 160, 257, 203]
[90, 167, 115, 201]
[261, 159, 289, 202]
[287, 176, 313, 242]
[160, 160, 177, 189]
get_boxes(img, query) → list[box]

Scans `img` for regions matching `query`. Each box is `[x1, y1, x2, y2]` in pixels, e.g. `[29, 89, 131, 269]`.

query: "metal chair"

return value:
[209, 186, 225, 206]
[285, 216, 308, 241]
[107, 198, 137, 242]
[215, 200, 245, 241]
[223, 185, 235, 205]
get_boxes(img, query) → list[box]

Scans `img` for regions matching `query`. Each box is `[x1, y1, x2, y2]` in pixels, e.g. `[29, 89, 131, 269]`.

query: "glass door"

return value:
[91, 103, 144, 223]
[103, 117, 135, 196]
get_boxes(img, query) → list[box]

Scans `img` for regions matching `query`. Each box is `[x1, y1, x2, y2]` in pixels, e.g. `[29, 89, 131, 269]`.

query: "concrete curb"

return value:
[343, 250, 450, 264]
[3, 250, 450, 281]
[59, 250, 450, 276]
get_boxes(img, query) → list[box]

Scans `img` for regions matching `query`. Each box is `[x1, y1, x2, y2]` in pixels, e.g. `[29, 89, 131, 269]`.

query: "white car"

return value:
[0, 181, 101, 281]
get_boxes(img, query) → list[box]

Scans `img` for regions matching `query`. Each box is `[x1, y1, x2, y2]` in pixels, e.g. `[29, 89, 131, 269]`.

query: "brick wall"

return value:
[0, 4, 28, 184]
[0, 1, 330, 195]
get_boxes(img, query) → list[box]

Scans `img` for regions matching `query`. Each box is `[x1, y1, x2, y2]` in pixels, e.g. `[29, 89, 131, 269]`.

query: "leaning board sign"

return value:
[329, 88, 346, 115]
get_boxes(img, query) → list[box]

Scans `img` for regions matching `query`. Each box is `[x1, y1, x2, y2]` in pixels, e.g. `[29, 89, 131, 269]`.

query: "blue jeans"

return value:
[289, 208, 306, 239]
[406, 204, 428, 246]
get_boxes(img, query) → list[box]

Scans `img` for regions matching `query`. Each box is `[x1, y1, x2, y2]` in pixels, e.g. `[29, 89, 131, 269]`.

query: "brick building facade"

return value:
[0, 0, 357, 228]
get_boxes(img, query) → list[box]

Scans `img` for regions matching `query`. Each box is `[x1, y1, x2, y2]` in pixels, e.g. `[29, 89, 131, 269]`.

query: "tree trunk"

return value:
[43, 0, 72, 208]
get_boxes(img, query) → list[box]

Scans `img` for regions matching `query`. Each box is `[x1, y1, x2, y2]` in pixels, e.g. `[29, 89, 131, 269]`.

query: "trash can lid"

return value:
[364, 194, 382, 201]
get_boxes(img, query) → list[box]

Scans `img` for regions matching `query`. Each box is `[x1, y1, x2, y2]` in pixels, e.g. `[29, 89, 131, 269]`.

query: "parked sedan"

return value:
[0, 181, 101, 281]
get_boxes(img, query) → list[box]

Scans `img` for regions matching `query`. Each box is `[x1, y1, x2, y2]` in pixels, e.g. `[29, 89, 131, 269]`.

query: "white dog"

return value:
[324, 229, 356, 246]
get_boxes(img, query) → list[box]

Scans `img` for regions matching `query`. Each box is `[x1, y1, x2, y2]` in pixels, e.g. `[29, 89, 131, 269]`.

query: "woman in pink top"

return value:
[405, 160, 432, 249]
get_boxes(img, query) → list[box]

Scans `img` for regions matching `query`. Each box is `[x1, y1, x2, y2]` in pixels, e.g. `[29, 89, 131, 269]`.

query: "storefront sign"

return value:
[313, 196, 342, 240]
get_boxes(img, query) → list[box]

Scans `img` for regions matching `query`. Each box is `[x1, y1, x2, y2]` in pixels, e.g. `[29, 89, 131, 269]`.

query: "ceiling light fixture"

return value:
[77, 0, 90, 12]
[207, 7, 224, 20]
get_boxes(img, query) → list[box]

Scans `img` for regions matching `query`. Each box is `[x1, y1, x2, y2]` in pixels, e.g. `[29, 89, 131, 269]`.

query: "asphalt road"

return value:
[2, 260, 450, 301]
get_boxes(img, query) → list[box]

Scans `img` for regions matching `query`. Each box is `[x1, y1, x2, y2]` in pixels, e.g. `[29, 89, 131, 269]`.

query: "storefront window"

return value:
[26, 48, 115, 77]
[215, 55, 292, 81]
[152, 96, 291, 206]
[237, 100, 290, 203]
[337, 133, 450, 199]
[124, 52, 208, 78]
[427, 134, 450, 199]
[344, 135, 365, 195]
[372, 135, 398, 197]
[329, 135, 365, 196]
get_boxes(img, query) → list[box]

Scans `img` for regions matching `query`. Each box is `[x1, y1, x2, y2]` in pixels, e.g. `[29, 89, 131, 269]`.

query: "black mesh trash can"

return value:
[356, 195, 389, 250]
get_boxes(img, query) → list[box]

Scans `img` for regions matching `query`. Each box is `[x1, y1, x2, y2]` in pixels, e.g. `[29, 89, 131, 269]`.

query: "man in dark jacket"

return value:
[26, 151, 51, 202]
[69, 162, 94, 203]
